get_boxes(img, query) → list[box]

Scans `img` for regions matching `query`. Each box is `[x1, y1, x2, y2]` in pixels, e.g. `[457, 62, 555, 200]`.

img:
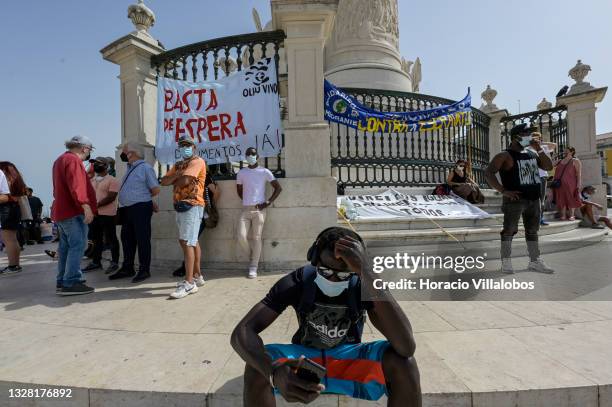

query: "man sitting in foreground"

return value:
[231, 227, 421, 406]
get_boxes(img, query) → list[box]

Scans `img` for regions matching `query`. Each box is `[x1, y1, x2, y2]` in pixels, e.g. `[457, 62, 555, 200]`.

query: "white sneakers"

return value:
[170, 281, 198, 299]
[194, 275, 205, 287]
[501, 258, 555, 274]
[528, 257, 555, 274]
[501, 258, 514, 274]
[247, 267, 257, 279]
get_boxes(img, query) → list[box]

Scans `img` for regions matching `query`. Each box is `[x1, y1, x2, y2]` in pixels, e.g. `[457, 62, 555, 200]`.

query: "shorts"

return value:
[0, 202, 21, 231]
[265, 340, 390, 401]
[175, 205, 204, 247]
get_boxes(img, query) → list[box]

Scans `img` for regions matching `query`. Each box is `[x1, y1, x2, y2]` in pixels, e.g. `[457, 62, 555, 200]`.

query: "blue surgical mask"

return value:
[83, 161, 91, 171]
[520, 136, 532, 147]
[246, 155, 258, 165]
[180, 146, 193, 159]
[314, 272, 349, 297]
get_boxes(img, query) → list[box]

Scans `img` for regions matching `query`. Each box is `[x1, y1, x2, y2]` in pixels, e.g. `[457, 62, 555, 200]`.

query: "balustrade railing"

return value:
[151, 30, 286, 180]
[500, 106, 568, 154]
[329, 88, 491, 191]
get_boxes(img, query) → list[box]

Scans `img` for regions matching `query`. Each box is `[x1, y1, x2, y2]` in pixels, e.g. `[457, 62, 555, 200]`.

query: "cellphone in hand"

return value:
[296, 358, 327, 383]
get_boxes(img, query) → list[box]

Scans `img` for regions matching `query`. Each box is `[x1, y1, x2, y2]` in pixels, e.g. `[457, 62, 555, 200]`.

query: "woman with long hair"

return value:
[0, 161, 27, 273]
[446, 159, 484, 204]
[553, 147, 582, 220]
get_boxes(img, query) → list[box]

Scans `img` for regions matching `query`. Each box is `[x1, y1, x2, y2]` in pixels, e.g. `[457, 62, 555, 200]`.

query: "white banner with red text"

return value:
[155, 58, 282, 165]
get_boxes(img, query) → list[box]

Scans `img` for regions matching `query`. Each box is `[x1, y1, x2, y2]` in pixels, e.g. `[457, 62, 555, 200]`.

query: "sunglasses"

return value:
[317, 266, 353, 281]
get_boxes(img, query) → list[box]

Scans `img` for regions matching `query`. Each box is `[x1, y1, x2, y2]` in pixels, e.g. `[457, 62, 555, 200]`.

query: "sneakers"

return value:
[131, 272, 151, 283]
[194, 275, 205, 287]
[528, 258, 555, 274]
[82, 262, 102, 272]
[501, 258, 514, 274]
[109, 268, 136, 280]
[105, 263, 119, 274]
[57, 282, 95, 296]
[1, 265, 23, 275]
[247, 267, 257, 279]
[170, 281, 198, 299]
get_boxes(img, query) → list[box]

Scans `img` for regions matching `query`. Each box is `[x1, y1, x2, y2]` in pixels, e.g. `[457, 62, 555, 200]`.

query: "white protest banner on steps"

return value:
[155, 58, 282, 165]
[338, 189, 491, 220]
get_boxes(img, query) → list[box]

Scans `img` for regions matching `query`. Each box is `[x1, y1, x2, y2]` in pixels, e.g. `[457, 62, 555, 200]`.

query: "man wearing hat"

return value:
[52, 135, 98, 296]
[161, 135, 207, 299]
[485, 123, 555, 274]
[82, 156, 121, 274]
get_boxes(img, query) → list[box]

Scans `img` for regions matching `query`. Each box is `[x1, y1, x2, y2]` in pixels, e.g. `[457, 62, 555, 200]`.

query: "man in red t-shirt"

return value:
[52, 135, 98, 296]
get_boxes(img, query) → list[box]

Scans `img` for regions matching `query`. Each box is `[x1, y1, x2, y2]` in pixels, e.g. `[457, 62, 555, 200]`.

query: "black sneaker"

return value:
[57, 282, 94, 296]
[105, 263, 119, 274]
[82, 262, 102, 272]
[132, 272, 151, 283]
[56, 282, 63, 292]
[0, 265, 23, 275]
[109, 268, 135, 280]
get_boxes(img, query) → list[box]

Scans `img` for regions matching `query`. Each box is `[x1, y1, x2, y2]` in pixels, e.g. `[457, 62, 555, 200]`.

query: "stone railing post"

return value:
[557, 60, 608, 213]
[480, 85, 508, 157]
[258, 0, 339, 267]
[100, 0, 163, 178]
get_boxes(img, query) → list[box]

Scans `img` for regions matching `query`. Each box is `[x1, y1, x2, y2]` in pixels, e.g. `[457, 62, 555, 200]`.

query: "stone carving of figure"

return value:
[411, 57, 422, 92]
[334, 0, 399, 49]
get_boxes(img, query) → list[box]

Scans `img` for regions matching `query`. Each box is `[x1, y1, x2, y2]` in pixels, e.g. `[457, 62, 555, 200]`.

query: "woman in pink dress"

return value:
[553, 147, 582, 220]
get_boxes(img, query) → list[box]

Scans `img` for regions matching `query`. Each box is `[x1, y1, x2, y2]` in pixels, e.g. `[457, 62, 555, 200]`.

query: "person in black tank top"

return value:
[485, 123, 554, 274]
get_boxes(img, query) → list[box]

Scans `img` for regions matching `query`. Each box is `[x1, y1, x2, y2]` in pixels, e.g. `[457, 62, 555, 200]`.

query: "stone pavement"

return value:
[1, 239, 612, 407]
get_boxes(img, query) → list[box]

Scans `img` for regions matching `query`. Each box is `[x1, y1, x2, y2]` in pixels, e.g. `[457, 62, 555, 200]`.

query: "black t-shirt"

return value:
[500, 149, 541, 201]
[262, 267, 373, 350]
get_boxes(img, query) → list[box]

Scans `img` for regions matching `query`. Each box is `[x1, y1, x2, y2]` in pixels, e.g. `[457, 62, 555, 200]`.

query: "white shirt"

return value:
[0, 169, 9, 195]
[236, 166, 276, 206]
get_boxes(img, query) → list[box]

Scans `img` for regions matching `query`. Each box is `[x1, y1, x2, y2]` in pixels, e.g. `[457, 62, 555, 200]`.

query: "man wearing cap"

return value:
[161, 135, 207, 299]
[110, 142, 160, 283]
[82, 157, 121, 274]
[485, 123, 555, 274]
[52, 135, 98, 296]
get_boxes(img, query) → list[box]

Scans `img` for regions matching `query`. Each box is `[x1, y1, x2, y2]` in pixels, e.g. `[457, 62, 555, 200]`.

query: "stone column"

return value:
[324, 0, 413, 92]
[100, 0, 163, 176]
[259, 0, 339, 267]
[557, 60, 608, 213]
[480, 85, 508, 156]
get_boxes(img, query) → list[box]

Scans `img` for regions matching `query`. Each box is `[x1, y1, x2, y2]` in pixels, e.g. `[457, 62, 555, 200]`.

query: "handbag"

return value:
[550, 159, 572, 189]
[115, 162, 145, 225]
[17, 196, 33, 221]
[204, 186, 219, 228]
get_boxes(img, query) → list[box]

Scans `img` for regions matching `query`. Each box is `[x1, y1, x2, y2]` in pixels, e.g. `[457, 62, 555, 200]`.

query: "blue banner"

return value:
[324, 80, 472, 133]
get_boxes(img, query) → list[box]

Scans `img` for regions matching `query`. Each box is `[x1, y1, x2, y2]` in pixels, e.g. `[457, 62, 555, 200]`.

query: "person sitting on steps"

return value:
[231, 227, 421, 407]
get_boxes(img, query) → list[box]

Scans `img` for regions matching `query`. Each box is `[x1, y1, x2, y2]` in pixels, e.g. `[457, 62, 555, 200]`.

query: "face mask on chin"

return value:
[314, 271, 349, 297]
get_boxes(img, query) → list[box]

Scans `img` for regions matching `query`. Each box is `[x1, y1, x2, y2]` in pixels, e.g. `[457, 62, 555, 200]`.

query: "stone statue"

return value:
[411, 57, 422, 92]
[252, 8, 272, 32]
[333, 0, 399, 48]
[325, 0, 413, 92]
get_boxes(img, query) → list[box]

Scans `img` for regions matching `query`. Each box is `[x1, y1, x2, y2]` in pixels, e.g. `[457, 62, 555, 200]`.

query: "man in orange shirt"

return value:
[161, 135, 207, 299]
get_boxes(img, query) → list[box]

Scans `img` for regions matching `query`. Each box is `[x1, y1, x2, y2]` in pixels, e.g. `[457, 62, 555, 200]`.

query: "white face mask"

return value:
[246, 155, 258, 165]
[519, 136, 532, 147]
[314, 272, 349, 297]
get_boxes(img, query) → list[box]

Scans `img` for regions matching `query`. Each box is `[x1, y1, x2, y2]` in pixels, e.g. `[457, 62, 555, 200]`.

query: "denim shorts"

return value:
[176, 205, 204, 247]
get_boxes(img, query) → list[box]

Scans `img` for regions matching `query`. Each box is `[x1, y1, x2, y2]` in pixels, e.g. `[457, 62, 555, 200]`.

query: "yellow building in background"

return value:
[596, 132, 612, 196]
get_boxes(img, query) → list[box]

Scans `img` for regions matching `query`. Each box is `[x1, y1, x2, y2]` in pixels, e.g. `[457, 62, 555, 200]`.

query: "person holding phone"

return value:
[231, 227, 421, 406]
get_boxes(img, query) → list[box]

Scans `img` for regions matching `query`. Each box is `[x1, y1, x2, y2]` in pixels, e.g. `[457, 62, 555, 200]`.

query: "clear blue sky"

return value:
[1, 0, 610, 211]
